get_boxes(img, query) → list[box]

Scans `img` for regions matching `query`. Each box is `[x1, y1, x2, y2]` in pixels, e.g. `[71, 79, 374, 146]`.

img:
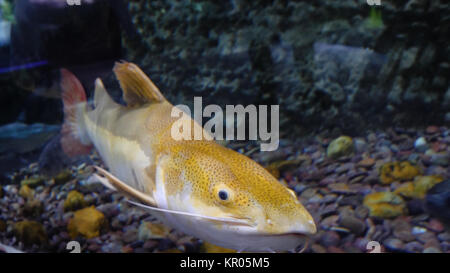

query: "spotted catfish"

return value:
[60, 61, 316, 252]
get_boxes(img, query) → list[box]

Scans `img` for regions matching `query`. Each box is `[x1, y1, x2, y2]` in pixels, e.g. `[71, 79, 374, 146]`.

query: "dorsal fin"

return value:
[113, 61, 165, 107]
[93, 78, 117, 109]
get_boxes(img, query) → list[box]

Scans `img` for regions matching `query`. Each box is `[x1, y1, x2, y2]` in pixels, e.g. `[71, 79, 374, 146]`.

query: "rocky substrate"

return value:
[0, 125, 449, 253]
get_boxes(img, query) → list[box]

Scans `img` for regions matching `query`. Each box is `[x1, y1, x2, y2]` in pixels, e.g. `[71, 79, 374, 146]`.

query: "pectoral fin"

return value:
[93, 166, 157, 207]
[113, 61, 165, 107]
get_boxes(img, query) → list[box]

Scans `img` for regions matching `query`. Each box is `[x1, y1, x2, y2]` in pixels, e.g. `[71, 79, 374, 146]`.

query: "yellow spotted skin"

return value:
[140, 103, 315, 234]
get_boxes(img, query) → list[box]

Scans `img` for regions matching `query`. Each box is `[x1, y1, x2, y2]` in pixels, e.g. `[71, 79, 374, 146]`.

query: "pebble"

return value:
[328, 183, 356, 194]
[18, 185, 34, 200]
[363, 191, 407, 218]
[67, 206, 107, 239]
[437, 232, 450, 242]
[425, 126, 439, 134]
[416, 232, 437, 244]
[424, 238, 441, 250]
[142, 240, 159, 250]
[138, 222, 170, 241]
[53, 170, 73, 185]
[320, 215, 339, 229]
[429, 153, 450, 166]
[319, 203, 339, 218]
[414, 137, 428, 152]
[412, 226, 427, 235]
[319, 231, 340, 247]
[426, 218, 445, 233]
[352, 237, 368, 252]
[404, 241, 424, 253]
[97, 203, 120, 218]
[300, 188, 317, 200]
[88, 243, 101, 252]
[392, 219, 415, 242]
[354, 206, 369, 219]
[327, 246, 345, 253]
[63, 190, 86, 212]
[424, 165, 447, 177]
[327, 136, 354, 159]
[440, 242, 450, 252]
[311, 244, 327, 253]
[101, 242, 123, 253]
[384, 238, 404, 252]
[123, 228, 138, 244]
[339, 215, 366, 236]
[358, 157, 375, 168]
[121, 245, 134, 253]
[321, 194, 338, 204]
[13, 221, 48, 246]
[335, 163, 354, 174]
[23, 199, 44, 217]
[2, 125, 450, 254]
[353, 138, 368, 154]
[20, 177, 45, 188]
[422, 247, 442, 253]
[318, 177, 336, 186]
[293, 183, 307, 193]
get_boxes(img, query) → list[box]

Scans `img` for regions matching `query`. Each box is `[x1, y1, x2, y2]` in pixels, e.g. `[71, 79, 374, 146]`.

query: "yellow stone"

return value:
[394, 182, 415, 198]
[412, 175, 443, 199]
[363, 192, 407, 218]
[13, 221, 47, 246]
[265, 156, 310, 179]
[394, 176, 444, 199]
[64, 190, 86, 211]
[327, 136, 354, 159]
[54, 170, 73, 185]
[379, 161, 421, 184]
[200, 241, 236, 253]
[68, 206, 106, 239]
[20, 176, 45, 188]
[19, 185, 35, 200]
[138, 222, 170, 241]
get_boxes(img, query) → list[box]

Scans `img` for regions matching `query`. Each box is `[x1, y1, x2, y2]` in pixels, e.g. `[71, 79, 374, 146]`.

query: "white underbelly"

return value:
[86, 119, 152, 193]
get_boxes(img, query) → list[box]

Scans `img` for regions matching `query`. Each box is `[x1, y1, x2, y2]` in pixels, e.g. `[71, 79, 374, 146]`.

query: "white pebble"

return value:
[414, 137, 428, 152]
[412, 226, 427, 235]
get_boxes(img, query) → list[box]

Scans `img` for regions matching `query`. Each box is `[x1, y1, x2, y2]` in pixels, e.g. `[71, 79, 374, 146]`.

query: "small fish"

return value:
[59, 61, 316, 252]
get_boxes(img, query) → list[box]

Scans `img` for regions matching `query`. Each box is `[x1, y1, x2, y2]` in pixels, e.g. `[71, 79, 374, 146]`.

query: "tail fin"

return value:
[60, 69, 92, 157]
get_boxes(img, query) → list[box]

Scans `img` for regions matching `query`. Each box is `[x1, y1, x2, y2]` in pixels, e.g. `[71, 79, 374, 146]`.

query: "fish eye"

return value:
[218, 190, 229, 201]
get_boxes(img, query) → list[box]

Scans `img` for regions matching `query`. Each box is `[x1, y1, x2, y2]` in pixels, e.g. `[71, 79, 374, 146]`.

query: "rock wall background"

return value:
[125, 0, 450, 136]
[0, 0, 449, 137]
